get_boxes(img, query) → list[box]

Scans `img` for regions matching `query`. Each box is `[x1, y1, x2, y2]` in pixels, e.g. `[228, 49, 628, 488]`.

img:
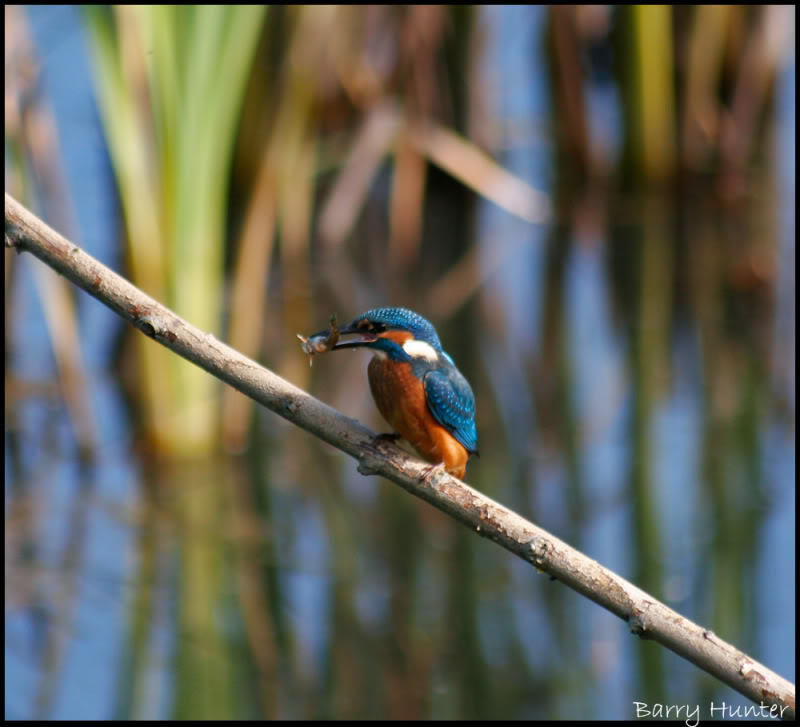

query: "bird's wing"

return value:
[423, 369, 479, 454]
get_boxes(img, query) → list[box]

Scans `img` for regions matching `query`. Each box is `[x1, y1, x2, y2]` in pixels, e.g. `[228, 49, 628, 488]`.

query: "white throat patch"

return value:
[402, 339, 439, 362]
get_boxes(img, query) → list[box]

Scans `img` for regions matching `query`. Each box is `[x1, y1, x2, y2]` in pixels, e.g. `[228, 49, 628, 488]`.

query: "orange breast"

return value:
[368, 357, 470, 478]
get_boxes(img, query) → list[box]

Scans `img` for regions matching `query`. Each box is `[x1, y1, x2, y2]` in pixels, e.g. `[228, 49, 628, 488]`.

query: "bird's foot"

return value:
[419, 461, 447, 484]
[372, 432, 402, 449]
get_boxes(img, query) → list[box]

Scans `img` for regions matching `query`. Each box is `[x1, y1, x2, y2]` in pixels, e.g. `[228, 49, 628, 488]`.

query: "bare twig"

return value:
[5, 193, 795, 719]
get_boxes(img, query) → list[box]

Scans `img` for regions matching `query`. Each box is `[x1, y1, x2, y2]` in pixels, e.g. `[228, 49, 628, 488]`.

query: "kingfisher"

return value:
[308, 307, 478, 479]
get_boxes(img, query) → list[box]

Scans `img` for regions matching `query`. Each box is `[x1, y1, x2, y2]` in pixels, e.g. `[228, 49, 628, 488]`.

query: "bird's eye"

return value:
[357, 319, 386, 333]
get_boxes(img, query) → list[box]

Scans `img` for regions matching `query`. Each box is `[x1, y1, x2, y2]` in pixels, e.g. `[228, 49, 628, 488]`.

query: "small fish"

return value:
[297, 314, 340, 365]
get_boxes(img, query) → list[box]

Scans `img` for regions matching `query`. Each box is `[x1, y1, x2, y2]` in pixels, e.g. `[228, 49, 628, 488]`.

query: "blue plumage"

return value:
[357, 307, 443, 349]
[323, 306, 479, 476]
[424, 368, 479, 454]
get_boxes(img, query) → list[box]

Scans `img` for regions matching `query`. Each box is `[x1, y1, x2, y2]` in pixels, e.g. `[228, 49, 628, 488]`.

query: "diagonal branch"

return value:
[5, 192, 795, 719]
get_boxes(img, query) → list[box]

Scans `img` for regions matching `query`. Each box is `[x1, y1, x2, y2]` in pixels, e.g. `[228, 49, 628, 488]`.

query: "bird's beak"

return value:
[307, 322, 379, 350]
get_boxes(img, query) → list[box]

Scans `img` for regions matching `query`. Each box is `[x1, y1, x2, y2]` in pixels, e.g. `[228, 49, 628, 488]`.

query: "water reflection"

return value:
[5, 4, 795, 721]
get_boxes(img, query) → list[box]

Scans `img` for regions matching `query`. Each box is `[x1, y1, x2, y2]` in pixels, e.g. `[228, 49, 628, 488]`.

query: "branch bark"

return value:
[5, 192, 795, 718]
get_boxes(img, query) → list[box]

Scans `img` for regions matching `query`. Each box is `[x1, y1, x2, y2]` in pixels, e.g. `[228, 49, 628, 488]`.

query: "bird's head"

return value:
[319, 307, 444, 363]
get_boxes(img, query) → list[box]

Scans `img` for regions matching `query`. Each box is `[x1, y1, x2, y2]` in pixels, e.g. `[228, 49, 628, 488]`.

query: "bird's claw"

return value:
[372, 432, 402, 449]
[419, 461, 447, 484]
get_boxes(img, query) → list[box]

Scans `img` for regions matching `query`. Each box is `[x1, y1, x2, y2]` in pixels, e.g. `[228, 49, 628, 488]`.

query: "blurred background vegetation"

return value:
[4, 4, 795, 719]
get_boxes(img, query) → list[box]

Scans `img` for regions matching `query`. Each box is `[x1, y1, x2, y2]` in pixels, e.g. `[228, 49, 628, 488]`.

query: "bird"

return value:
[309, 307, 478, 479]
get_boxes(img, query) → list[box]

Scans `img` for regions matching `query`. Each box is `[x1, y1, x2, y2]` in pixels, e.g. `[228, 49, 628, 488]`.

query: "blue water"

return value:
[5, 4, 795, 720]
